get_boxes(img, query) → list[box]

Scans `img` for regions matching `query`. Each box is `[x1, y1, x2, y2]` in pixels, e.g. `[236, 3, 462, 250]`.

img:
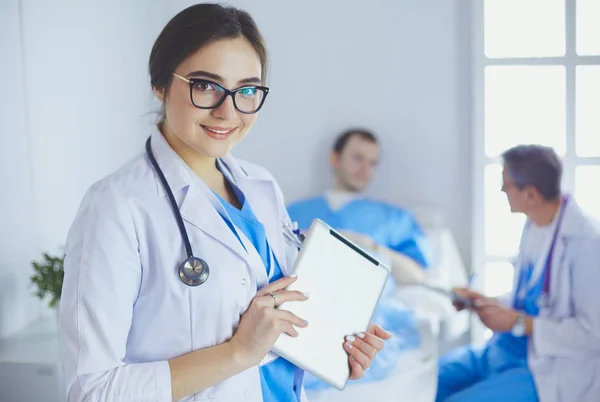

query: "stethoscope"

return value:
[514, 194, 569, 310]
[145, 137, 304, 286]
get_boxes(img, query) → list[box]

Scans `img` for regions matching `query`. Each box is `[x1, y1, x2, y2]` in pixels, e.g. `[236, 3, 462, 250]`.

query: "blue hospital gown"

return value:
[287, 195, 432, 388]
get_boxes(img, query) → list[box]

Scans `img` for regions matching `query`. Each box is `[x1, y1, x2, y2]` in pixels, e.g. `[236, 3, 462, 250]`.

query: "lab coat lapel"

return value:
[221, 155, 287, 275]
[179, 183, 249, 263]
[148, 130, 248, 263]
[546, 198, 585, 310]
[180, 183, 270, 287]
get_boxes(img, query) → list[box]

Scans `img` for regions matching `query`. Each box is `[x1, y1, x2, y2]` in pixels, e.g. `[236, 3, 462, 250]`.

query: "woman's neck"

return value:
[160, 123, 223, 187]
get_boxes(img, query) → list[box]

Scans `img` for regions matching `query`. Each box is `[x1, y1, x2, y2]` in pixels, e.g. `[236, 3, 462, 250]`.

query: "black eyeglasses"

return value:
[172, 73, 269, 114]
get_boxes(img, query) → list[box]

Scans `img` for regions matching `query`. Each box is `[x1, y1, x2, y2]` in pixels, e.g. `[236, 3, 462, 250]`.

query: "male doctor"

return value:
[287, 128, 433, 387]
[436, 144, 600, 402]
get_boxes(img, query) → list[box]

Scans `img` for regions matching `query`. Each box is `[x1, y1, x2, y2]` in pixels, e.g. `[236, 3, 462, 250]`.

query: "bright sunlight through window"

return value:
[474, 0, 600, 343]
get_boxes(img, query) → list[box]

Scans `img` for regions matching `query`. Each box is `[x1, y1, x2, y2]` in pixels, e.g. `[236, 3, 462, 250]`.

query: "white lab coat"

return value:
[59, 129, 305, 402]
[508, 199, 600, 402]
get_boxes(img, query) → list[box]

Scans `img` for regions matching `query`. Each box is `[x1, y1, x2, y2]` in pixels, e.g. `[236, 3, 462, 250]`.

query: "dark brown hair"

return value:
[332, 128, 378, 154]
[149, 3, 268, 95]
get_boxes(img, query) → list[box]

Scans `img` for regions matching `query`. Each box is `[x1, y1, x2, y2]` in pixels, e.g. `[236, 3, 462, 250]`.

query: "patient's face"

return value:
[332, 135, 379, 192]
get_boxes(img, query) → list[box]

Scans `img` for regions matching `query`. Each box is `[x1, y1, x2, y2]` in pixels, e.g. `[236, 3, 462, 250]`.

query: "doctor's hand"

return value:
[345, 324, 392, 380]
[230, 275, 308, 367]
[452, 287, 485, 311]
[473, 299, 519, 332]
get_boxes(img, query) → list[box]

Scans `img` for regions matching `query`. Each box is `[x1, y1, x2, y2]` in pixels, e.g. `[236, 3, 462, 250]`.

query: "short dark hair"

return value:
[502, 144, 563, 201]
[149, 3, 268, 115]
[332, 128, 378, 154]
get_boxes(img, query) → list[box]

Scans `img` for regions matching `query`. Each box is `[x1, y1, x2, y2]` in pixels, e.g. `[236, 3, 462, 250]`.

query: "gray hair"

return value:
[501, 144, 562, 201]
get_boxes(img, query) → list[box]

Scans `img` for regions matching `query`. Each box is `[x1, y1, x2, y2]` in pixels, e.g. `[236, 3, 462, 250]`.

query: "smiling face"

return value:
[154, 37, 264, 160]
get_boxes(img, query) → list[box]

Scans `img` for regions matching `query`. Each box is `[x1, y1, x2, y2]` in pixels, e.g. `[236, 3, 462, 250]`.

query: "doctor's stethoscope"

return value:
[513, 194, 569, 310]
[145, 137, 304, 287]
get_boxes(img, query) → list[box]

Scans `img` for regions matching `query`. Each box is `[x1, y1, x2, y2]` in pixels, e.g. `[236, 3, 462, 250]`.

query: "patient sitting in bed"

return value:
[287, 128, 433, 387]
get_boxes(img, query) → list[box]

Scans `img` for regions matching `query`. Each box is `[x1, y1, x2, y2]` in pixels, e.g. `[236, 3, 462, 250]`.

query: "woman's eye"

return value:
[194, 82, 218, 91]
[239, 87, 257, 97]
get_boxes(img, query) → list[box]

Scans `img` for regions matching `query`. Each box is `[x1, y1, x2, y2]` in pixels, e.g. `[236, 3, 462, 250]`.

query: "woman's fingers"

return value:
[279, 322, 299, 338]
[254, 290, 308, 309]
[256, 275, 298, 297]
[348, 356, 365, 380]
[274, 309, 309, 328]
[343, 337, 372, 371]
[343, 325, 391, 378]
[348, 335, 378, 360]
[355, 331, 385, 351]
[367, 323, 392, 340]
[273, 290, 309, 306]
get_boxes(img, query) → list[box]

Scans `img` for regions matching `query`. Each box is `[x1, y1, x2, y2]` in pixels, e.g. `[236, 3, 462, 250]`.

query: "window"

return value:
[473, 0, 600, 344]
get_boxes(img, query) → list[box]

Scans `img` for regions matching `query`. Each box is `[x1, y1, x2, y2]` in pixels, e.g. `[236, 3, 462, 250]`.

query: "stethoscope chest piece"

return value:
[179, 257, 210, 286]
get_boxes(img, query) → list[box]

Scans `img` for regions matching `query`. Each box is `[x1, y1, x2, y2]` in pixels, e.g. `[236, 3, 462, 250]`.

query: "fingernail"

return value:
[303, 319, 309, 325]
[345, 342, 353, 349]
[289, 274, 298, 278]
[357, 332, 365, 339]
[303, 293, 309, 298]
[345, 335, 356, 342]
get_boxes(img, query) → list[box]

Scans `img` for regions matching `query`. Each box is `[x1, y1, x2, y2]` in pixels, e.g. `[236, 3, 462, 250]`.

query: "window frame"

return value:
[471, 0, 600, 344]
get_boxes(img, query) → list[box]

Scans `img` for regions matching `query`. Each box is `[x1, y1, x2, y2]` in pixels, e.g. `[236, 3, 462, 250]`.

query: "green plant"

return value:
[30, 252, 65, 308]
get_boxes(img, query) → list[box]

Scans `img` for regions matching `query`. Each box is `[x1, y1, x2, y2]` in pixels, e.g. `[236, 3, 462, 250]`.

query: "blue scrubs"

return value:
[213, 181, 304, 402]
[287, 196, 431, 389]
[435, 261, 541, 402]
[287, 196, 433, 267]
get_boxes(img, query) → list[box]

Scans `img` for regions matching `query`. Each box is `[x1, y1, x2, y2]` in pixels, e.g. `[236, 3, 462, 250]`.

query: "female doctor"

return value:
[59, 4, 391, 402]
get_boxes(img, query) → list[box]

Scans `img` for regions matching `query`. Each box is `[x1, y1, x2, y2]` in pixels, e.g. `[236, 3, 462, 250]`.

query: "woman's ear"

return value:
[153, 87, 165, 103]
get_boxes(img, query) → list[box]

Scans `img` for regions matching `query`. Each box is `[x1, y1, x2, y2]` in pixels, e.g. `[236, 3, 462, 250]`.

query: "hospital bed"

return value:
[306, 208, 470, 402]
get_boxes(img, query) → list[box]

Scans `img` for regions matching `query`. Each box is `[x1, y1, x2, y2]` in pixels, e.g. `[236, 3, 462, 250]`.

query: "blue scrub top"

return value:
[287, 196, 432, 268]
[213, 181, 303, 402]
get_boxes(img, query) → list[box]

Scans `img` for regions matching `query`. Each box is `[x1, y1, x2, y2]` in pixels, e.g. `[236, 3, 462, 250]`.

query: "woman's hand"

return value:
[344, 324, 392, 380]
[229, 276, 308, 367]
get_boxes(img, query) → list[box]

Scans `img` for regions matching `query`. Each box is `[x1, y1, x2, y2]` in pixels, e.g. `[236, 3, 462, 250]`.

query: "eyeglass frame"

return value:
[172, 73, 270, 114]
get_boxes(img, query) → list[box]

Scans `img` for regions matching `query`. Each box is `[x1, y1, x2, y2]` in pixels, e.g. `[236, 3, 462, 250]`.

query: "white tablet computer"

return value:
[272, 219, 390, 391]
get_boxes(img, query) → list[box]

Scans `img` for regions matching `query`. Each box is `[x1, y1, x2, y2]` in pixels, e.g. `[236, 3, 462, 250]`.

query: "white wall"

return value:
[168, 0, 473, 260]
[1, 0, 471, 337]
[0, 0, 41, 339]
[0, 0, 166, 337]
[20, 0, 167, 253]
